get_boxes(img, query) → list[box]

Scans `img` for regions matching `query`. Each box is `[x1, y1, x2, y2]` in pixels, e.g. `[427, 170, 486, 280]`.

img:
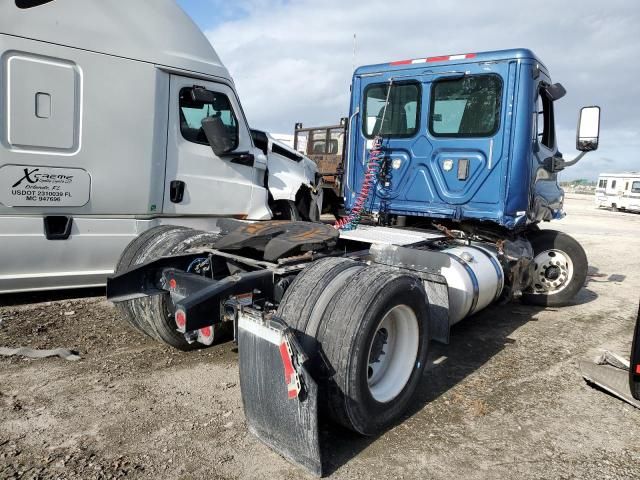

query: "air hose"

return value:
[335, 79, 394, 231]
[334, 135, 385, 230]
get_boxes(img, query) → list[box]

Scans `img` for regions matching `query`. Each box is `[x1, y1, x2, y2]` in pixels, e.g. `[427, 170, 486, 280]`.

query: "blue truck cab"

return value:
[344, 48, 599, 231]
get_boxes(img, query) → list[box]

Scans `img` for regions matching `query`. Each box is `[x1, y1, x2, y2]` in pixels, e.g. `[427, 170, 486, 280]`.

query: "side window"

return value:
[611, 180, 617, 189]
[626, 182, 630, 191]
[536, 88, 555, 149]
[429, 74, 502, 137]
[179, 87, 238, 148]
[363, 82, 420, 138]
[603, 180, 608, 189]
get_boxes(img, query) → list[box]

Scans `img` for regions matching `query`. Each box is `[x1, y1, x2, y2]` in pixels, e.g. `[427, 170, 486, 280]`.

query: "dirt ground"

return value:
[1, 194, 639, 480]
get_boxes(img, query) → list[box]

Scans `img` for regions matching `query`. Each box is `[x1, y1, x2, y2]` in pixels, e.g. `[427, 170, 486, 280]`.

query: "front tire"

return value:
[521, 230, 588, 307]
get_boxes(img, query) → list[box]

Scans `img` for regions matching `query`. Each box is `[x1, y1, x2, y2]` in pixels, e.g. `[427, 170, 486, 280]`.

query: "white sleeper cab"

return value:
[0, 0, 321, 293]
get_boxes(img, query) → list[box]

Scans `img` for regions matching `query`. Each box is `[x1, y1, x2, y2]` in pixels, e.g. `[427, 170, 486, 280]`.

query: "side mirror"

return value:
[576, 106, 601, 152]
[191, 86, 217, 104]
[201, 116, 236, 157]
[544, 82, 566, 101]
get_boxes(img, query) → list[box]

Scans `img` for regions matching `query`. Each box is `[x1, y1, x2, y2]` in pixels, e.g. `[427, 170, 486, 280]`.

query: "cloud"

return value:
[203, 0, 640, 180]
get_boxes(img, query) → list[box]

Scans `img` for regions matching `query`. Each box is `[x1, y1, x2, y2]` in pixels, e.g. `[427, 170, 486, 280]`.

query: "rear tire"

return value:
[521, 230, 588, 307]
[115, 225, 221, 350]
[280, 262, 430, 435]
[277, 257, 366, 352]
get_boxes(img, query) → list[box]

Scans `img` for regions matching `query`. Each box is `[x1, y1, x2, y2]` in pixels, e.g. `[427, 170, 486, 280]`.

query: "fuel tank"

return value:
[345, 226, 505, 325]
[438, 243, 504, 324]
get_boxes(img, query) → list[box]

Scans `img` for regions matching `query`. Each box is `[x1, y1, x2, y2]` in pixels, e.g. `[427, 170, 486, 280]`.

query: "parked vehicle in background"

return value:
[0, 0, 321, 294]
[294, 119, 347, 217]
[595, 172, 640, 212]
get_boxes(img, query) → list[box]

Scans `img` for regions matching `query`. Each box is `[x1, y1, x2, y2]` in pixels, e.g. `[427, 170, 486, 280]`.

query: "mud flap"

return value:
[238, 314, 322, 476]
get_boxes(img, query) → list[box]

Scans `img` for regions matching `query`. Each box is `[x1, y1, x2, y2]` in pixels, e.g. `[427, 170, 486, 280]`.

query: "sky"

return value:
[177, 0, 639, 181]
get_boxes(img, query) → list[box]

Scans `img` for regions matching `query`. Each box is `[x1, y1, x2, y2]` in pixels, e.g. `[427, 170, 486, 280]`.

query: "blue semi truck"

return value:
[108, 49, 601, 474]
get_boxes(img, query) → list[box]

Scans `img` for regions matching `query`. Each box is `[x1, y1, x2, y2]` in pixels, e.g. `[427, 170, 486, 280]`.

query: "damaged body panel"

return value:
[252, 129, 324, 220]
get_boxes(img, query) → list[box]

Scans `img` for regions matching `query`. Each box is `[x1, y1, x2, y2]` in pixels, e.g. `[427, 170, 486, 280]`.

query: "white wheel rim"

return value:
[366, 304, 419, 403]
[531, 249, 574, 295]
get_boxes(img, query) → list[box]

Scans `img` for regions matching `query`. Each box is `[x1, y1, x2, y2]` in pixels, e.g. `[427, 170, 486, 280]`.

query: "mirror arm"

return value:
[544, 151, 587, 173]
[561, 151, 587, 168]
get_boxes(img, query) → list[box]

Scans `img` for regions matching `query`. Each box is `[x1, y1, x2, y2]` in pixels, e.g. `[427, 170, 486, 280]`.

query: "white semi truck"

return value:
[0, 0, 321, 293]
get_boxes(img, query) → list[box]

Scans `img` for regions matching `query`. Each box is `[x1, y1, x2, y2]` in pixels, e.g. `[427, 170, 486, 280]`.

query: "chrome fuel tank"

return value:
[365, 234, 505, 325]
[439, 244, 504, 324]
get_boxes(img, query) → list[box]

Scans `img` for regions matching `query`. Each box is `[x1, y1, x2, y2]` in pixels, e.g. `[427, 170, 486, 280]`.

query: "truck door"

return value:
[164, 75, 261, 216]
[347, 61, 512, 221]
[531, 75, 564, 220]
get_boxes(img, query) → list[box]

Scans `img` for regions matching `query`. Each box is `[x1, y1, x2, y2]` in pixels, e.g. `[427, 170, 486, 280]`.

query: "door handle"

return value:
[170, 180, 185, 203]
[43, 216, 73, 240]
[228, 152, 255, 167]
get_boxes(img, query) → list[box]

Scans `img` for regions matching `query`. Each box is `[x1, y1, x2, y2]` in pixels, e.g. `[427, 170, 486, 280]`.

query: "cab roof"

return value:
[354, 48, 547, 76]
[0, 0, 230, 80]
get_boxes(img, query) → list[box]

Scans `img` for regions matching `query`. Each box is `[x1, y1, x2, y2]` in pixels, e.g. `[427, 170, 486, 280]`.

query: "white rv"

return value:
[595, 172, 640, 212]
[0, 0, 321, 294]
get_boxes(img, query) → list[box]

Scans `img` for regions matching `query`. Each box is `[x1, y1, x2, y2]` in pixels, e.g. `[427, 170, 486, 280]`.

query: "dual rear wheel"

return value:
[277, 258, 430, 435]
[115, 225, 222, 350]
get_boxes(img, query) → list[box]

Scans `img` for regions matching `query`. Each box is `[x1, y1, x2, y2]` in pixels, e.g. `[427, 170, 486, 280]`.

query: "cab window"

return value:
[536, 87, 555, 149]
[632, 181, 640, 193]
[363, 82, 420, 138]
[429, 74, 502, 137]
[179, 87, 238, 149]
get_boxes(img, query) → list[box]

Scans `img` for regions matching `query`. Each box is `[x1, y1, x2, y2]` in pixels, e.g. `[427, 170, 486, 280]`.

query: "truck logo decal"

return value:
[12, 168, 40, 188]
[1, 165, 89, 207]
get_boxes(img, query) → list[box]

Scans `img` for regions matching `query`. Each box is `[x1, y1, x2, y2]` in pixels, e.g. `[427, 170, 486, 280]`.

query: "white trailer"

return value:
[0, 0, 321, 294]
[595, 172, 640, 212]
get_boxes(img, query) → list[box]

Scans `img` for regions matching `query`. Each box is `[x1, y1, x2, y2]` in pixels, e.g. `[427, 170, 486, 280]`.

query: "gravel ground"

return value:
[1, 194, 639, 479]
